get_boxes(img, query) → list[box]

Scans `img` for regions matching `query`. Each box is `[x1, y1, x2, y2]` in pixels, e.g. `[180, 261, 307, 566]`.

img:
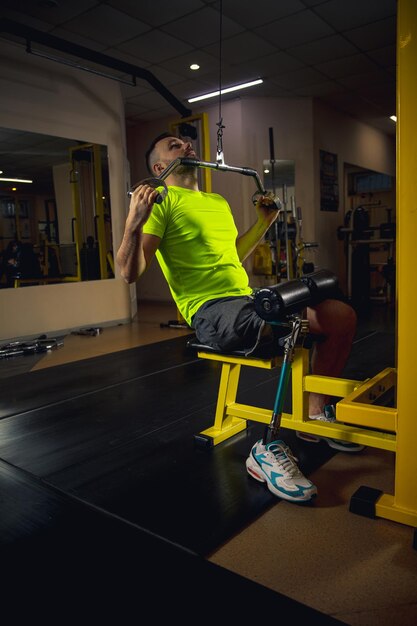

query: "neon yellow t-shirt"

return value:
[142, 186, 252, 325]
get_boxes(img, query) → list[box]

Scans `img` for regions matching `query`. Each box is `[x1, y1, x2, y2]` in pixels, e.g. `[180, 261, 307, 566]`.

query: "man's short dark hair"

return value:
[145, 132, 173, 174]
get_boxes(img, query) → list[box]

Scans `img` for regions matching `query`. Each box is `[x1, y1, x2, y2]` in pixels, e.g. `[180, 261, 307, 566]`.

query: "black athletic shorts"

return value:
[191, 295, 281, 356]
[191, 289, 336, 355]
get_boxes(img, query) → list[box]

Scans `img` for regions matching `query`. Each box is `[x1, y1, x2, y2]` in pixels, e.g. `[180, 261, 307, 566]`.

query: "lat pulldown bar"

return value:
[129, 157, 281, 209]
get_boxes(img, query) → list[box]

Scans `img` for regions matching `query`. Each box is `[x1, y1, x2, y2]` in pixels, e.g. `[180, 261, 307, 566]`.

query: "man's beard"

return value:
[171, 163, 198, 179]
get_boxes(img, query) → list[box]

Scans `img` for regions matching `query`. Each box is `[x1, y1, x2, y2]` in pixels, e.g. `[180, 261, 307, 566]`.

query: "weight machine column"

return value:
[353, 0, 417, 537]
[382, 0, 417, 527]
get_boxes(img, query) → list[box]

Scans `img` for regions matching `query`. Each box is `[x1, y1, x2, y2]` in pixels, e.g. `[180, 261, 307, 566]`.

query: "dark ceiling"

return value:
[0, 0, 397, 192]
[0, 0, 397, 134]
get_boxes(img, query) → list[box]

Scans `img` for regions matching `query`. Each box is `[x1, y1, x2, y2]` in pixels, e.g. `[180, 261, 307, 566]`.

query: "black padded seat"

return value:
[185, 334, 286, 359]
[186, 331, 322, 359]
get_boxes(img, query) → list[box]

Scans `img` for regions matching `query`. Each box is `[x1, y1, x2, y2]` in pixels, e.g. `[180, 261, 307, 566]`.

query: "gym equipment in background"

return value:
[338, 204, 396, 312]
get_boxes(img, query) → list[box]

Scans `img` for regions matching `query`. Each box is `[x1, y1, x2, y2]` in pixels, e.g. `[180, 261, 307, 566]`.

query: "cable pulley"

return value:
[216, 117, 225, 165]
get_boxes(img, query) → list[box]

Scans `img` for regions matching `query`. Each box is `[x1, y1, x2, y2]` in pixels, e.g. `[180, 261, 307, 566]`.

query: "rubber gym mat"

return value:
[0, 460, 344, 625]
[0, 332, 395, 556]
[0, 336, 334, 555]
[0, 335, 200, 419]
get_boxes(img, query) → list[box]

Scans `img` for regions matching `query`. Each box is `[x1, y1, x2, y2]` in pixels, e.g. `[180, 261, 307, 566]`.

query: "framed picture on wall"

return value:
[1, 197, 15, 217]
[18, 200, 29, 218]
[320, 150, 339, 212]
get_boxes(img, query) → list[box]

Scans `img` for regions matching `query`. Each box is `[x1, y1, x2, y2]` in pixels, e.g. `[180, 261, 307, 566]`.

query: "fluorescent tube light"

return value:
[0, 177, 33, 183]
[188, 79, 263, 103]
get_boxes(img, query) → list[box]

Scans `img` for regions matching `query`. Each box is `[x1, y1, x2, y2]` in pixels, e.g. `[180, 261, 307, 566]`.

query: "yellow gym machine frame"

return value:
[194, 0, 416, 543]
[193, 269, 396, 456]
[194, 349, 396, 454]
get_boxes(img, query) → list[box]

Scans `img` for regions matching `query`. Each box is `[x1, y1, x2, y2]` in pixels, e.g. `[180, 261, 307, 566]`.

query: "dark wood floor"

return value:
[0, 334, 337, 555]
[1, 300, 416, 625]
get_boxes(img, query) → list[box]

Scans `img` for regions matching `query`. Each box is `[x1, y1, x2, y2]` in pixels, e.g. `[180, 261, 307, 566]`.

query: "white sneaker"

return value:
[296, 404, 365, 453]
[246, 439, 317, 502]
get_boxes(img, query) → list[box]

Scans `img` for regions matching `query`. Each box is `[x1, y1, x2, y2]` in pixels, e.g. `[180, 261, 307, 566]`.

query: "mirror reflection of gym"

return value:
[253, 158, 317, 282]
[338, 164, 396, 315]
[0, 128, 114, 289]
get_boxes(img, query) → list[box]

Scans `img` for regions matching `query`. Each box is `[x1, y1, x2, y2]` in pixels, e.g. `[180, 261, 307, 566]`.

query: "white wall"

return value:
[0, 39, 133, 341]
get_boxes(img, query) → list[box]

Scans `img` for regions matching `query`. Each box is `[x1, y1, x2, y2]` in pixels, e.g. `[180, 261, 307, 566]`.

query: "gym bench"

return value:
[189, 271, 397, 453]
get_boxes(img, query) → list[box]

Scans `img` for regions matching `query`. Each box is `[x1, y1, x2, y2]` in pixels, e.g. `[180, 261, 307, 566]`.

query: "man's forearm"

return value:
[236, 217, 271, 262]
[116, 228, 146, 283]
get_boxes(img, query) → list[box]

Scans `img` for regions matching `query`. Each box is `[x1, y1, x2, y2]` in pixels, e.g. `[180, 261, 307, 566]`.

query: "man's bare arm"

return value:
[116, 229, 160, 283]
[236, 196, 279, 261]
[116, 184, 161, 283]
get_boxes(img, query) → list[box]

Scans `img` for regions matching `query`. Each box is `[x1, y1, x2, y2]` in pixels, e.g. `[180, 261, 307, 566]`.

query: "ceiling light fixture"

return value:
[390, 115, 397, 122]
[188, 79, 263, 103]
[0, 178, 33, 183]
[190, 64, 200, 71]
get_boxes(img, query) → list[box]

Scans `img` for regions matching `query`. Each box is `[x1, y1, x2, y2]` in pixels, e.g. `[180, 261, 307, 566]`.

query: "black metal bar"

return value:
[158, 157, 266, 193]
[269, 127, 275, 162]
[0, 18, 192, 119]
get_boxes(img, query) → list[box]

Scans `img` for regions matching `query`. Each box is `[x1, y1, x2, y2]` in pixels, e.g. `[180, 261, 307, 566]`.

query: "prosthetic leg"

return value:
[244, 270, 340, 502]
[262, 315, 308, 445]
[254, 269, 339, 445]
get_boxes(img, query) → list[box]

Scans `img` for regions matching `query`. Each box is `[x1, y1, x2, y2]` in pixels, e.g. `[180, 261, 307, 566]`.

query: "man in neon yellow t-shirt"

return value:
[116, 133, 362, 504]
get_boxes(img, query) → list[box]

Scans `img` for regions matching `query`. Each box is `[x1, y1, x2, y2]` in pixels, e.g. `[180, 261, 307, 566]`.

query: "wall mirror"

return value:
[263, 159, 295, 196]
[0, 127, 113, 289]
[260, 159, 299, 280]
[341, 163, 396, 309]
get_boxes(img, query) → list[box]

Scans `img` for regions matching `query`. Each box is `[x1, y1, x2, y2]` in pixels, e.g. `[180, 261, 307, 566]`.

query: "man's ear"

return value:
[153, 162, 163, 175]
